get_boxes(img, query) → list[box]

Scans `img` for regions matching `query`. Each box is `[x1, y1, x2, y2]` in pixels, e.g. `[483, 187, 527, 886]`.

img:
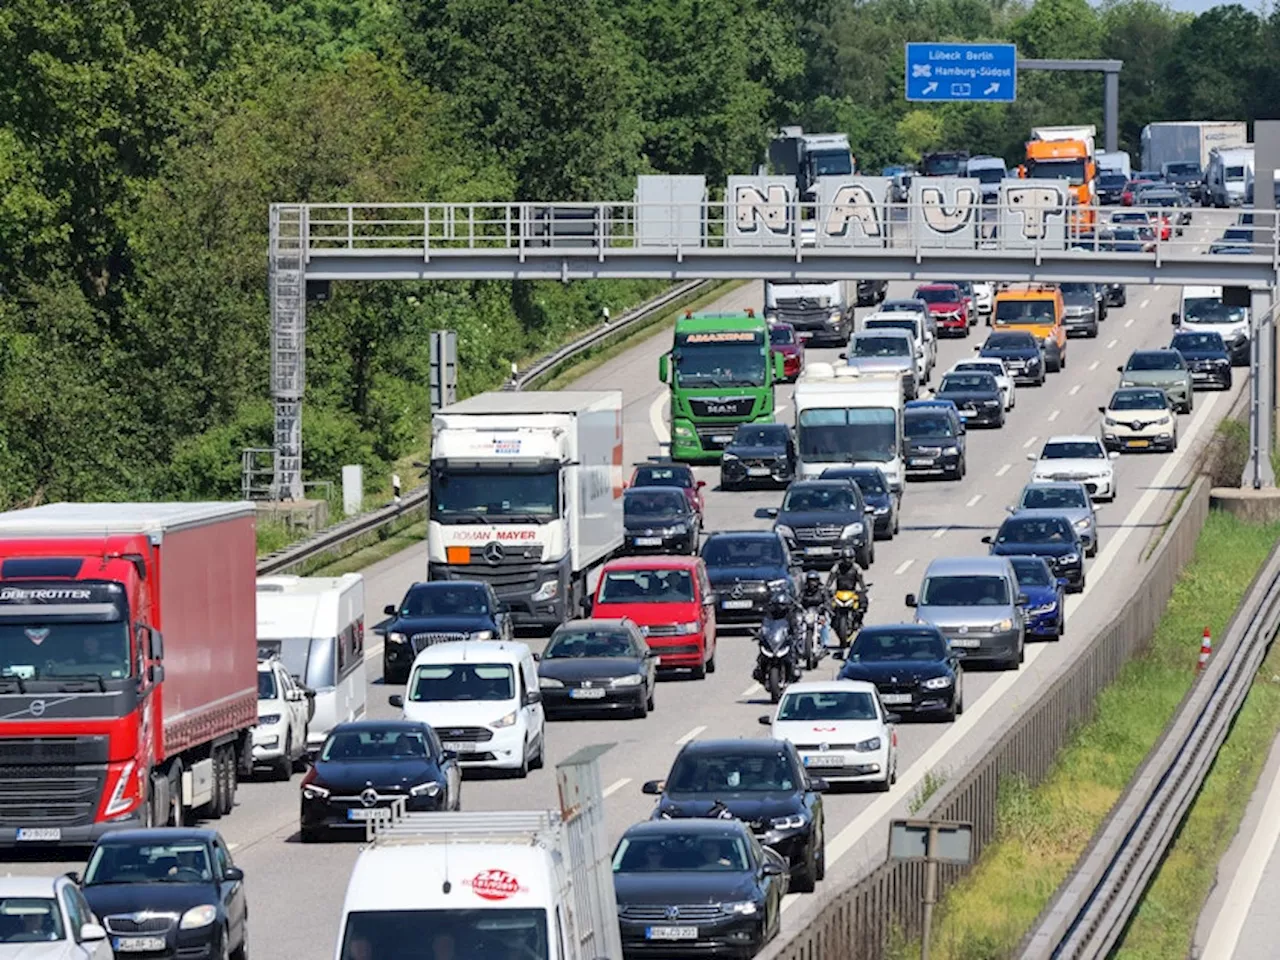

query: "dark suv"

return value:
[1060, 283, 1102, 338]
[700, 531, 796, 624]
[903, 405, 966, 480]
[768, 479, 874, 569]
[380, 581, 511, 683]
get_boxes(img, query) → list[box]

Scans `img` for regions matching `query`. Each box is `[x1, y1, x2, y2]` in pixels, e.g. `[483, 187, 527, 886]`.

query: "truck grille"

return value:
[411, 632, 467, 653]
[619, 904, 725, 923]
[794, 525, 844, 541]
[106, 915, 177, 935]
[774, 300, 832, 324]
[435, 727, 493, 743]
[435, 564, 540, 593]
[644, 624, 689, 637]
[0, 764, 104, 826]
[688, 396, 755, 419]
[467, 545, 544, 564]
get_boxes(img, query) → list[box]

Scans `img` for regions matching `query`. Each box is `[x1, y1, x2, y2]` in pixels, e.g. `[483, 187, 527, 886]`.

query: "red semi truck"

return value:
[0, 502, 258, 845]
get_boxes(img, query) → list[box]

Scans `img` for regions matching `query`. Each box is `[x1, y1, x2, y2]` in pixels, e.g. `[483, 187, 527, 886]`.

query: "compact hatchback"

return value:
[0, 875, 110, 960]
[762, 680, 899, 790]
[907, 557, 1026, 670]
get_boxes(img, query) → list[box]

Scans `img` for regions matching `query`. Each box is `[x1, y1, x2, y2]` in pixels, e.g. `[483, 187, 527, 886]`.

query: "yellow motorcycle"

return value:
[831, 588, 867, 645]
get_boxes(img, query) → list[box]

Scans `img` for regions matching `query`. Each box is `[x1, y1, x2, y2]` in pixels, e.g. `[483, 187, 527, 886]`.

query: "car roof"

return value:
[329, 719, 432, 735]
[0, 875, 69, 897]
[406, 580, 487, 593]
[679, 738, 790, 756]
[857, 621, 945, 636]
[554, 618, 637, 634]
[786, 479, 854, 489]
[703, 530, 779, 541]
[622, 819, 751, 839]
[94, 828, 219, 846]
[625, 485, 688, 498]
[915, 283, 959, 291]
[410, 640, 532, 664]
[1021, 480, 1089, 493]
[780, 679, 880, 697]
[1007, 555, 1054, 571]
[923, 556, 1014, 576]
[604, 554, 702, 571]
[632, 462, 693, 476]
[1044, 434, 1101, 444]
[1130, 348, 1179, 357]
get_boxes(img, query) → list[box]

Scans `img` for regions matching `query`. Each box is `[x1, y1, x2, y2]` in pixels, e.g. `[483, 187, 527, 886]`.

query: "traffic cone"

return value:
[1197, 627, 1212, 672]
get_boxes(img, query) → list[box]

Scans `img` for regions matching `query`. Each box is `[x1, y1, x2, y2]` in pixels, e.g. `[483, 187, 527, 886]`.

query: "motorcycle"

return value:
[799, 607, 824, 670]
[753, 610, 801, 703]
[831, 585, 870, 646]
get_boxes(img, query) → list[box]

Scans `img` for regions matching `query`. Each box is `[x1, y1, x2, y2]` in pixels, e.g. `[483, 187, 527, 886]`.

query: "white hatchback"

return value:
[0, 875, 111, 960]
[949, 357, 1016, 410]
[760, 679, 898, 790]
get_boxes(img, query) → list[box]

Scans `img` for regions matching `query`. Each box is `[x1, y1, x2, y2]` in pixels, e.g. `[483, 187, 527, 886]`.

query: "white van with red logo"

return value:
[334, 747, 621, 960]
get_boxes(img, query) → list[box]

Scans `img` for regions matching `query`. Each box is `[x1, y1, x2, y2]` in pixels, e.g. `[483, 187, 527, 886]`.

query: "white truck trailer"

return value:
[1141, 121, 1247, 174]
[792, 363, 905, 492]
[427, 391, 624, 628]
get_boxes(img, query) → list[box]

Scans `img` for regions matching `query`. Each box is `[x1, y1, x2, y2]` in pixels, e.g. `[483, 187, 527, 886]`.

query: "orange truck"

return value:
[1022, 125, 1098, 232]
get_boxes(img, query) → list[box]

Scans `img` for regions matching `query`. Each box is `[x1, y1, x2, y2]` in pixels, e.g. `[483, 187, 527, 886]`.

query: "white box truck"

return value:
[336, 744, 621, 960]
[427, 391, 624, 628]
[792, 363, 905, 493]
[1141, 121, 1247, 174]
[1205, 146, 1254, 208]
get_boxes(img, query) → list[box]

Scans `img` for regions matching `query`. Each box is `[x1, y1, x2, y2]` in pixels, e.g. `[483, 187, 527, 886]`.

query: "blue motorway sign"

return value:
[905, 43, 1017, 103]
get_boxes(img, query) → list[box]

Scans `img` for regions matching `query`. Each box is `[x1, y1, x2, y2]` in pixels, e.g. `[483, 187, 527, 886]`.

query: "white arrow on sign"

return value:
[922, 81, 938, 95]
[984, 82, 1000, 95]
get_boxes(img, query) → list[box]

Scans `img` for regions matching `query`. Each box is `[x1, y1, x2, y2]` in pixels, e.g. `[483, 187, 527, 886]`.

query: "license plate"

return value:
[634, 536, 663, 546]
[960, 407, 976, 415]
[747, 466, 772, 477]
[881, 693, 913, 705]
[646, 927, 698, 940]
[910, 458, 934, 466]
[1127, 439, 1150, 448]
[15, 828, 60, 842]
[1191, 371, 1209, 379]
[804, 546, 834, 556]
[949, 638, 981, 648]
[347, 808, 381, 820]
[712, 435, 733, 444]
[443, 741, 479, 753]
[804, 754, 845, 766]
[722, 599, 754, 610]
[569, 688, 606, 699]
[114, 938, 167, 953]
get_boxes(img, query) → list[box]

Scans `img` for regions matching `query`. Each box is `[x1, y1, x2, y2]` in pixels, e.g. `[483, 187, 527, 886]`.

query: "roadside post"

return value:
[889, 818, 974, 960]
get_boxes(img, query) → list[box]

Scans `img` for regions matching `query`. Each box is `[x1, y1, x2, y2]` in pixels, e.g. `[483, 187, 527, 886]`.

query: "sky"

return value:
[1154, 0, 1269, 13]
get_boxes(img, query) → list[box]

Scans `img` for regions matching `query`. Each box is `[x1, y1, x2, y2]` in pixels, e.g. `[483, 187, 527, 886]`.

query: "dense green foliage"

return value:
[1, 0, 1275, 506]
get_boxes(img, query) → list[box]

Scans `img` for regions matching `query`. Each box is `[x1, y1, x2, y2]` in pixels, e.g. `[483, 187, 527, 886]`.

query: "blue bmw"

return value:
[1009, 556, 1066, 640]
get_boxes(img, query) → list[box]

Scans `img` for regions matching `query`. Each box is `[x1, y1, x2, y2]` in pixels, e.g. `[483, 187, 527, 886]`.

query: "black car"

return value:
[613, 819, 787, 959]
[769, 479, 873, 570]
[979, 331, 1045, 386]
[624, 486, 700, 555]
[300, 720, 461, 841]
[536, 618, 656, 718]
[1060, 282, 1101, 337]
[1139, 187, 1193, 227]
[81, 829, 248, 960]
[642, 738, 827, 891]
[720, 423, 795, 490]
[983, 514, 1085, 592]
[380, 581, 511, 684]
[935, 371, 1005, 427]
[836, 624, 963, 721]
[819, 465, 899, 540]
[1171, 331, 1232, 390]
[1096, 171, 1127, 205]
[857, 279, 888, 306]
[1103, 282, 1127, 308]
[903, 406, 966, 480]
[700, 531, 796, 625]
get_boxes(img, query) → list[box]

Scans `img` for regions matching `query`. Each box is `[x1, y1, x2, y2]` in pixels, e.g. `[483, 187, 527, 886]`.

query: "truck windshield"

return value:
[340, 909, 548, 960]
[971, 167, 1005, 184]
[258, 637, 334, 690]
[923, 155, 965, 176]
[1166, 162, 1199, 177]
[809, 150, 853, 177]
[430, 469, 559, 522]
[673, 336, 766, 388]
[1028, 159, 1086, 185]
[798, 408, 897, 463]
[0, 622, 130, 682]
[995, 300, 1055, 324]
[1226, 166, 1245, 180]
[1183, 297, 1245, 325]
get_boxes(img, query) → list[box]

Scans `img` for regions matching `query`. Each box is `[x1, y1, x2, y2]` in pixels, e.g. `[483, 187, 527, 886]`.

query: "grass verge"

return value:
[896, 509, 1280, 960]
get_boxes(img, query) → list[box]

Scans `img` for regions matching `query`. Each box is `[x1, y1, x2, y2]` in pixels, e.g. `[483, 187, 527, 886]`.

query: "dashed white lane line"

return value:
[675, 725, 707, 746]
[931, 527, 948, 540]
[1048, 409, 1060, 422]
[1107, 338, 1118, 349]
[1140, 297, 1150, 309]
[965, 494, 983, 508]
[1069, 384, 1081, 396]
[1125, 317, 1135, 328]
[364, 641, 384, 662]
[741, 683, 762, 699]
[893, 559, 914, 576]
[1089, 360, 1099, 372]
[228, 843, 240, 852]
[995, 463, 1012, 477]
[650, 393, 670, 445]
[603, 778, 633, 799]
[1023, 435, 1039, 449]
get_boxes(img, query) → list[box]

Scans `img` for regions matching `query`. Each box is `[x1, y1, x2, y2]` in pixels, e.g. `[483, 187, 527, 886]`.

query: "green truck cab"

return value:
[657, 310, 785, 461]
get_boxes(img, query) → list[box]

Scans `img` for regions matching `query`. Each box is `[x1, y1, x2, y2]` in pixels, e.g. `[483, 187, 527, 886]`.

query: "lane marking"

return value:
[965, 494, 983, 508]
[995, 463, 1011, 477]
[1125, 317, 1135, 329]
[650, 392, 670, 445]
[1048, 410, 1060, 422]
[1107, 338, 1118, 349]
[364, 641, 384, 662]
[675, 725, 707, 745]
[894, 559, 914, 576]
[1089, 360, 1099, 372]
[931, 527, 948, 540]
[603, 778, 633, 799]
[228, 842, 240, 852]
[741, 683, 762, 698]
[1140, 298, 1150, 309]
[776, 404, 788, 415]
[1069, 384, 1081, 396]
[1023, 435, 1039, 449]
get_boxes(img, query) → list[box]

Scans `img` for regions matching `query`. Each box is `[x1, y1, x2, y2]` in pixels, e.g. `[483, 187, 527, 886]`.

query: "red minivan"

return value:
[587, 556, 717, 678]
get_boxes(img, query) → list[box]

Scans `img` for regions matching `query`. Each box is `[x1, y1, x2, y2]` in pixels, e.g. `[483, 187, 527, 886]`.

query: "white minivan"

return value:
[1173, 285, 1250, 366]
[256, 574, 368, 749]
[391, 640, 546, 777]
[863, 310, 934, 382]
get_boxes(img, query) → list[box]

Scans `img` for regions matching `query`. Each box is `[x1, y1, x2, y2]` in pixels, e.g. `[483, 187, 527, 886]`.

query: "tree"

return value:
[1164, 5, 1267, 121]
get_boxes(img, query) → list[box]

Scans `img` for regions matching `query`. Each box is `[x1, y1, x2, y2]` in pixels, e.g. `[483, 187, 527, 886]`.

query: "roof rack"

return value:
[365, 802, 564, 846]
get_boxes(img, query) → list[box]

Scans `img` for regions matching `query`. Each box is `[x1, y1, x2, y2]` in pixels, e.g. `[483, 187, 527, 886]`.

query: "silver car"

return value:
[1117, 349, 1194, 414]
[842, 330, 919, 400]
[906, 556, 1026, 670]
[1011, 481, 1099, 557]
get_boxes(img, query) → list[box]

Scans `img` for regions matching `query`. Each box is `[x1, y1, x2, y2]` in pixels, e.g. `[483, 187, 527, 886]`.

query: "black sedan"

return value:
[700, 531, 797, 625]
[819, 465, 899, 540]
[81, 828, 248, 960]
[613, 819, 787, 959]
[537, 618, 656, 718]
[978, 331, 1045, 386]
[1103, 283, 1127, 308]
[1170, 331, 1232, 390]
[624, 486, 700, 555]
[983, 514, 1085, 592]
[380, 580, 511, 683]
[835, 624, 963, 721]
[720, 423, 795, 490]
[300, 720, 461, 841]
[642, 738, 827, 892]
[935, 371, 1005, 428]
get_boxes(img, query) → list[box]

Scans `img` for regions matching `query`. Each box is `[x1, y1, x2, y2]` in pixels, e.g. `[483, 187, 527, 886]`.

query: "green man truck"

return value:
[658, 310, 785, 461]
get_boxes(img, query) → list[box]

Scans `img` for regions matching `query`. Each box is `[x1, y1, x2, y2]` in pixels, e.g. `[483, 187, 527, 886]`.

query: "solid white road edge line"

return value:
[780, 390, 1225, 913]
[650, 393, 671, 445]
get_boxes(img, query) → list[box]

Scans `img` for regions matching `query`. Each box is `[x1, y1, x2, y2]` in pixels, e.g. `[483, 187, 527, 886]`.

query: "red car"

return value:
[628, 461, 706, 519]
[1121, 179, 1152, 206]
[769, 322, 804, 382]
[587, 556, 717, 677]
[913, 283, 970, 336]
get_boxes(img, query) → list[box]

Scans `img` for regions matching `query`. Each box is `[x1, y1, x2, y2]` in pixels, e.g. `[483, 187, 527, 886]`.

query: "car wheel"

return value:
[691, 661, 707, 680]
[1087, 539, 1098, 558]
[1058, 615, 1066, 639]
[893, 511, 900, 536]
[300, 823, 325, 843]
[792, 845, 818, 893]
[875, 770, 892, 792]
[530, 734, 545, 770]
[513, 742, 530, 779]
[646, 684, 656, 711]
[1019, 637, 1026, 664]
[814, 826, 826, 881]
[219, 927, 232, 960]
[956, 678, 964, 715]
[274, 734, 292, 782]
[231, 917, 248, 960]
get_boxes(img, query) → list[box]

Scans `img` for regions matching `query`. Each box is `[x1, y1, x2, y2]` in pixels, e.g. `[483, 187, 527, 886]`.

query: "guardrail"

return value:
[255, 279, 711, 575]
[1018, 520, 1280, 958]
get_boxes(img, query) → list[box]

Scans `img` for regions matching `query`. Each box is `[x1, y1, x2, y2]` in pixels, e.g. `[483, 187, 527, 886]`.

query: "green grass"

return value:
[899, 510, 1280, 960]
[307, 519, 428, 577]
[255, 518, 296, 556]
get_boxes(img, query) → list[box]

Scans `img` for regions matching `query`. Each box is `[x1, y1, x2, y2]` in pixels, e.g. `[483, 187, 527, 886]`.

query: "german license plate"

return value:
[114, 938, 167, 953]
[723, 599, 754, 610]
[960, 407, 976, 415]
[747, 466, 772, 477]
[634, 536, 663, 546]
[569, 688, 606, 699]
[712, 435, 733, 444]
[15, 828, 60, 841]
[1127, 439, 1150, 448]
[910, 458, 934, 466]
[804, 754, 845, 767]
[646, 927, 698, 940]
[443, 741, 479, 753]
[949, 638, 981, 648]
[881, 693, 913, 705]
[804, 546, 834, 556]
[347, 808, 380, 820]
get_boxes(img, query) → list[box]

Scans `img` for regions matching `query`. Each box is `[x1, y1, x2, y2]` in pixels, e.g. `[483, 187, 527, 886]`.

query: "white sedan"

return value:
[972, 281, 995, 315]
[761, 679, 898, 791]
[1028, 435, 1119, 502]
[948, 357, 1016, 410]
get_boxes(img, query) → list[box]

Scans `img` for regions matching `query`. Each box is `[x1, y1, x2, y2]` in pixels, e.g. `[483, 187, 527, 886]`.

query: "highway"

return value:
[3, 221, 1248, 959]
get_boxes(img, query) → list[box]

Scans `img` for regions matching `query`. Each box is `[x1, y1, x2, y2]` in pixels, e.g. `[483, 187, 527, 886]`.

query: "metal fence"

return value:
[767, 476, 1212, 960]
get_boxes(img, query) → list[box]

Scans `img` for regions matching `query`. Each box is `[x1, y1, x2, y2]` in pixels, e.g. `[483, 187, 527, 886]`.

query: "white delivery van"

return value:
[1174, 285, 1251, 366]
[793, 363, 905, 493]
[335, 746, 621, 960]
[256, 574, 367, 749]
[1205, 146, 1254, 207]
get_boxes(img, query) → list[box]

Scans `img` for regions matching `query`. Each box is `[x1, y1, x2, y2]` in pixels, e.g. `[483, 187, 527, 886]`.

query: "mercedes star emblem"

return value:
[583, 680, 592, 689]
[819, 743, 829, 752]
[732, 582, 744, 599]
[483, 542, 505, 565]
[360, 788, 378, 808]
[958, 625, 969, 634]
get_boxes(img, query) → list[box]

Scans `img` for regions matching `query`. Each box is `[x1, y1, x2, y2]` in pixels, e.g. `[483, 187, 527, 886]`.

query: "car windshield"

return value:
[769, 326, 795, 345]
[985, 332, 1036, 350]
[0, 898, 64, 943]
[625, 489, 688, 518]
[1172, 333, 1224, 352]
[0, 621, 131, 682]
[613, 833, 750, 873]
[994, 299, 1055, 324]
[777, 689, 878, 720]
[849, 630, 947, 661]
[1021, 486, 1088, 510]
[849, 471, 886, 494]
[1109, 389, 1166, 410]
[849, 335, 910, 357]
[1223, 228, 1255, 242]
[864, 319, 916, 336]
[905, 414, 955, 440]
[940, 374, 994, 392]
[701, 537, 784, 568]
[1011, 558, 1054, 587]
[1042, 441, 1104, 460]
[341, 909, 549, 960]
[1127, 352, 1181, 371]
[406, 664, 514, 703]
[797, 407, 897, 463]
[998, 517, 1071, 543]
[915, 287, 960, 304]
[920, 575, 1010, 606]
[1166, 162, 1199, 176]
[85, 841, 213, 885]
[666, 750, 797, 793]
[321, 728, 433, 762]
[781, 486, 856, 512]
[598, 569, 695, 603]
[396, 586, 489, 618]
[544, 629, 638, 659]
[257, 670, 277, 699]
[1060, 284, 1094, 304]
[632, 466, 692, 489]
[733, 425, 787, 448]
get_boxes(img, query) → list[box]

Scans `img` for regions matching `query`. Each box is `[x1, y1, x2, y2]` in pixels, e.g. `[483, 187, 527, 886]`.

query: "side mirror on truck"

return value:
[658, 353, 670, 383]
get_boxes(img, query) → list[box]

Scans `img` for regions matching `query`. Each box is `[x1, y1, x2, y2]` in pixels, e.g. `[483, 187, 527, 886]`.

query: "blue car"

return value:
[982, 514, 1086, 593]
[1008, 556, 1067, 640]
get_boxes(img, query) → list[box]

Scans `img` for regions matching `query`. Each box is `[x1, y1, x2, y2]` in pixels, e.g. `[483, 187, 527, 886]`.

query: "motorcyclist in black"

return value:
[766, 587, 801, 669]
[828, 557, 866, 595]
[798, 571, 832, 656]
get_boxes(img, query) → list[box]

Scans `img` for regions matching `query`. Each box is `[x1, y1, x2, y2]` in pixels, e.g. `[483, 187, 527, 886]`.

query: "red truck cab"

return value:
[587, 556, 717, 678]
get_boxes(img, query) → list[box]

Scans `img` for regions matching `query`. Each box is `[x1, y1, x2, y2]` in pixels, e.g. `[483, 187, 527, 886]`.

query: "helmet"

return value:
[767, 588, 792, 615]
[835, 556, 856, 571]
[804, 571, 823, 586]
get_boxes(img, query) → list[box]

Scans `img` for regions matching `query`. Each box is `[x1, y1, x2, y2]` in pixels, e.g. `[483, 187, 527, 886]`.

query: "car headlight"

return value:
[1104, 417, 1119, 427]
[774, 524, 794, 540]
[1061, 553, 1080, 564]
[409, 780, 442, 797]
[1029, 603, 1057, 616]
[180, 905, 218, 930]
[841, 522, 865, 538]
[1074, 518, 1091, 531]
[874, 505, 889, 514]
[470, 630, 494, 641]
[996, 619, 1013, 632]
[854, 737, 882, 752]
[539, 677, 564, 688]
[532, 580, 559, 602]
[675, 621, 700, 634]
[767, 578, 790, 590]
[388, 631, 407, 645]
[302, 783, 330, 800]
[943, 446, 959, 456]
[723, 901, 759, 916]
[258, 714, 282, 726]
[771, 814, 808, 830]
[611, 674, 644, 687]
[1157, 414, 1172, 424]
[922, 676, 953, 690]
[491, 711, 518, 729]
[666, 523, 688, 535]
[722, 452, 740, 462]
[828, 311, 842, 323]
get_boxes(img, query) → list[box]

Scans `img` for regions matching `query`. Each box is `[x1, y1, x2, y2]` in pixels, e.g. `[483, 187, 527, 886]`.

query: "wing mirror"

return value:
[388, 694, 404, 708]
[838, 352, 847, 360]
[762, 860, 785, 877]
[441, 749, 458, 762]
[952, 648, 968, 659]
[383, 604, 398, 617]
[765, 507, 779, 518]
[1116, 366, 1125, 373]
[1098, 406, 1107, 414]
[808, 777, 830, 792]
[79, 923, 108, 943]
[1171, 311, 1179, 324]
[1017, 593, 1030, 605]
[1026, 453, 1037, 461]
[884, 712, 902, 724]
[1109, 451, 1120, 459]
[980, 535, 993, 544]
[758, 715, 773, 726]
[642, 780, 665, 795]
[582, 597, 594, 616]
[904, 593, 917, 608]
[522, 691, 542, 707]
[223, 867, 245, 882]
[1056, 578, 1070, 588]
